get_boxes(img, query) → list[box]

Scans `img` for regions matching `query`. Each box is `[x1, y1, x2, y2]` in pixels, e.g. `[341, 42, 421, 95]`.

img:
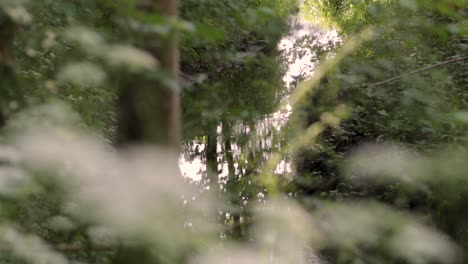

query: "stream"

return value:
[179, 14, 340, 183]
[178, 13, 342, 264]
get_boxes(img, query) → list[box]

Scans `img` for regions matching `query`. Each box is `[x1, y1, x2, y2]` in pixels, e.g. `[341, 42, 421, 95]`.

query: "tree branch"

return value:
[370, 55, 468, 87]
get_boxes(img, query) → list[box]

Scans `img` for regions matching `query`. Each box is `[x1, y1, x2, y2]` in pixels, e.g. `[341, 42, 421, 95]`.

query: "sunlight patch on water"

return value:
[279, 15, 340, 89]
[180, 153, 204, 181]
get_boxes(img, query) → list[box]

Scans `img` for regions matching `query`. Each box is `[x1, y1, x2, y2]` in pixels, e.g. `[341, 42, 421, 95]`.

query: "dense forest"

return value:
[0, 0, 467, 263]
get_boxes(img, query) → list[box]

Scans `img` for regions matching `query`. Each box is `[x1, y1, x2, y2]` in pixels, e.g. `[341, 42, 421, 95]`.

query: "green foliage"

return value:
[289, 0, 468, 261]
[302, 0, 396, 33]
[0, 0, 467, 264]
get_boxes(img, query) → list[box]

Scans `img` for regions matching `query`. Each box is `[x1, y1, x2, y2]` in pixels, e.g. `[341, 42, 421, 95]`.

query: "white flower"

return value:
[4, 6, 32, 24]
[57, 62, 106, 87]
[64, 27, 105, 54]
[106, 45, 158, 72]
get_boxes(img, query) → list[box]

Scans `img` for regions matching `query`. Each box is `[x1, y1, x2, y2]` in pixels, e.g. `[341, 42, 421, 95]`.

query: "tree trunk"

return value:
[206, 122, 218, 189]
[113, 1, 181, 262]
[222, 118, 235, 179]
[116, 0, 181, 147]
[0, 14, 19, 130]
[153, 0, 181, 146]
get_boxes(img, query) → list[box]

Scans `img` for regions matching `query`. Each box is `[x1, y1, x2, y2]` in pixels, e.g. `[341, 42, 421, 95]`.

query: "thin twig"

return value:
[370, 55, 468, 87]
